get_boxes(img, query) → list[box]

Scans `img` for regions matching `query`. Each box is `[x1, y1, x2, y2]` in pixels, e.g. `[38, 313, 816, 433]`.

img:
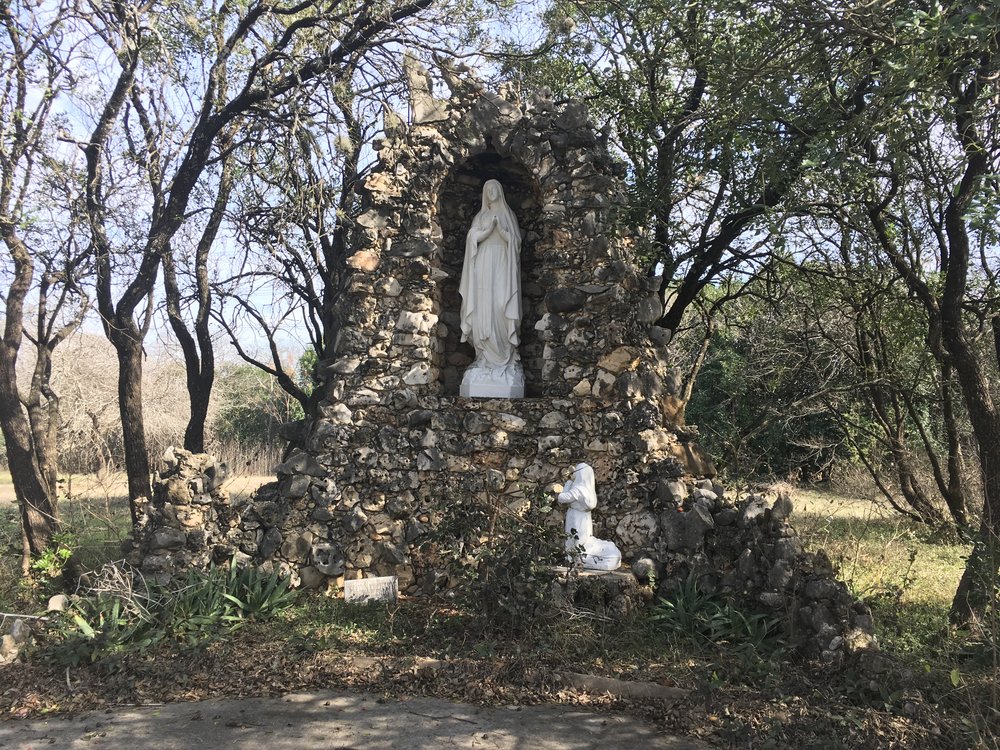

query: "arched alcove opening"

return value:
[432, 151, 544, 396]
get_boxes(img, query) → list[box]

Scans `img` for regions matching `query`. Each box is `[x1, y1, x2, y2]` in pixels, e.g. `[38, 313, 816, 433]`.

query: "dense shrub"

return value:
[420, 489, 565, 636]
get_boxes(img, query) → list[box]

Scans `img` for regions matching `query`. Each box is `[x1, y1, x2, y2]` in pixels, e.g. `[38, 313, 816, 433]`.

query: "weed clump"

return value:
[42, 558, 296, 666]
[419, 489, 565, 637]
[651, 573, 784, 660]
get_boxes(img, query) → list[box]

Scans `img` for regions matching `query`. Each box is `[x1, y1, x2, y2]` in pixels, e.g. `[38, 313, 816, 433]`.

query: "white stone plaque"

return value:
[343, 575, 398, 604]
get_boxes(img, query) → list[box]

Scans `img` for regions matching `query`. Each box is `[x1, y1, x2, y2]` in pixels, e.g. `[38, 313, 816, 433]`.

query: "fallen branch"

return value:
[0, 612, 49, 620]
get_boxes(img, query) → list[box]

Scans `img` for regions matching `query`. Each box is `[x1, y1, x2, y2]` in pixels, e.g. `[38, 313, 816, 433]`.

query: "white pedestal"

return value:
[460, 380, 525, 399]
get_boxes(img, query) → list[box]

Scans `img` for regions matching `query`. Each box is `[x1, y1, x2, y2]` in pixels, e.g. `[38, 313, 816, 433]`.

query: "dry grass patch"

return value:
[786, 483, 967, 610]
[0, 471, 15, 505]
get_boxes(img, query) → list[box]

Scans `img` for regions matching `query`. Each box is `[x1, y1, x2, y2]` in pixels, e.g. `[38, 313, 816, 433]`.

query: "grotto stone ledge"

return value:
[128, 447, 878, 666]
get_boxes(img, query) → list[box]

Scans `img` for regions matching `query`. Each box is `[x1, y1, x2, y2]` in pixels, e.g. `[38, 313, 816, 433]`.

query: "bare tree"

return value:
[70, 0, 440, 519]
[0, 0, 90, 564]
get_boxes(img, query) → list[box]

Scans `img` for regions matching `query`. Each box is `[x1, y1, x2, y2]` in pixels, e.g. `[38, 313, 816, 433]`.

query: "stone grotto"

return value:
[127, 58, 877, 664]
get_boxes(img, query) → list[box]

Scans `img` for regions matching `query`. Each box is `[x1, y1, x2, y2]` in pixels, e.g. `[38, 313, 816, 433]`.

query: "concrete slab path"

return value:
[0, 690, 711, 749]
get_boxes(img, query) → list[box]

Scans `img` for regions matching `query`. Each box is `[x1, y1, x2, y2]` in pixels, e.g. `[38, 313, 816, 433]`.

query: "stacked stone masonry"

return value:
[128, 62, 876, 662]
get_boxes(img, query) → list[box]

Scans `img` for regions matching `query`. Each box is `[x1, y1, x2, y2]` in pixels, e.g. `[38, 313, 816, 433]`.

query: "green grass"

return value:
[0, 474, 134, 613]
[792, 485, 967, 609]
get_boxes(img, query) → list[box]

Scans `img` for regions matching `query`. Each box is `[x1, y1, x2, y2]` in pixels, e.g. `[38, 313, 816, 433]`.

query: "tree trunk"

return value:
[25, 352, 60, 500]
[163, 250, 215, 453]
[183, 374, 213, 453]
[947, 348, 1000, 624]
[1, 231, 60, 558]
[894, 453, 945, 526]
[0, 380, 59, 557]
[940, 365, 969, 529]
[113, 333, 152, 523]
[941, 96, 1000, 623]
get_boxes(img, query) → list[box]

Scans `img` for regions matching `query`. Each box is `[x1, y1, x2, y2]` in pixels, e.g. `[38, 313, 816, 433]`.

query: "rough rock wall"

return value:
[125, 449, 238, 583]
[643, 483, 876, 663]
[130, 450, 875, 661]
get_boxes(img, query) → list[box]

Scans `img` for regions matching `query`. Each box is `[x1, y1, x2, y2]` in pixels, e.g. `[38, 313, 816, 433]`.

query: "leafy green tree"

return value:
[505, 0, 885, 330]
[513, 0, 998, 620]
[800, 1, 999, 621]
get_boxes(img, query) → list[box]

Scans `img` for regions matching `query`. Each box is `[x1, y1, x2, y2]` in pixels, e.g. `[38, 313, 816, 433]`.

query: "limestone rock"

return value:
[311, 543, 346, 576]
[545, 287, 587, 313]
[9, 619, 31, 645]
[597, 347, 638, 375]
[615, 512, 659, 557]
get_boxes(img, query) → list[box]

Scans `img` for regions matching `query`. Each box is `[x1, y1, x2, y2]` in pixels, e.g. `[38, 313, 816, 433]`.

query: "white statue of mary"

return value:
[458, 179, 525, 398]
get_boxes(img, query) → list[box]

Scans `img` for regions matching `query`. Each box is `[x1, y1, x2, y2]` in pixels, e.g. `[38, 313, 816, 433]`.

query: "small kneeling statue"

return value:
[557, 463, 622, 571]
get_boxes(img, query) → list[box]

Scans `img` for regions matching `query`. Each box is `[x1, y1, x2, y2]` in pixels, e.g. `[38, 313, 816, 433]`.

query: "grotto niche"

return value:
[434, 151, 542, 397]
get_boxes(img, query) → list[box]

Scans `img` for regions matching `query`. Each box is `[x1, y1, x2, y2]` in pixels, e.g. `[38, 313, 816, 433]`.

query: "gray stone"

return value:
[661, 505, 712, 553]
[47, 594, 69, 612]
[774, 537, 803, 560]
[260, 528, 282, 560]
[311, 507, 335, 522]
[407, 409, 434, 427]
[631, 557, 658, 584]
[405, 519, 427, 543]
[615, 512, 658, 557]
[275, 450, 327, 477]
[256, 501, 283, 527]
[737, 497, 767, 529]
[736, 549, 756, 579]
[311, 543, 346, 576]
[417, 448, 446, 471]
[297, 566, 326, 589]
[281, 533, 313, 562]
[9, 619, 31, 645]
[768, 560, 793, 590]
[772, 492, 794, 521]
[386, 492, 415, 519]
[380, 542, 407, 565]
[402, 363, 433, 385]
[545, 287, 588, 313]
[151, 528, 187, 551]
[805, 578, 842, 600]
[656, 479, 688, 505]
[692, 487, 717, 503]
[328, 356, 362, 374]
[345, 507, 368, 533]
[280, 474, 312, 499]
[714, 508, 738, 526]
[637, 295, 662, 324]
[205, 462, 229, 492]
[759, 592, 785, 609]
[0, 634, 18, 659]
[463, 412, 490, 434]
